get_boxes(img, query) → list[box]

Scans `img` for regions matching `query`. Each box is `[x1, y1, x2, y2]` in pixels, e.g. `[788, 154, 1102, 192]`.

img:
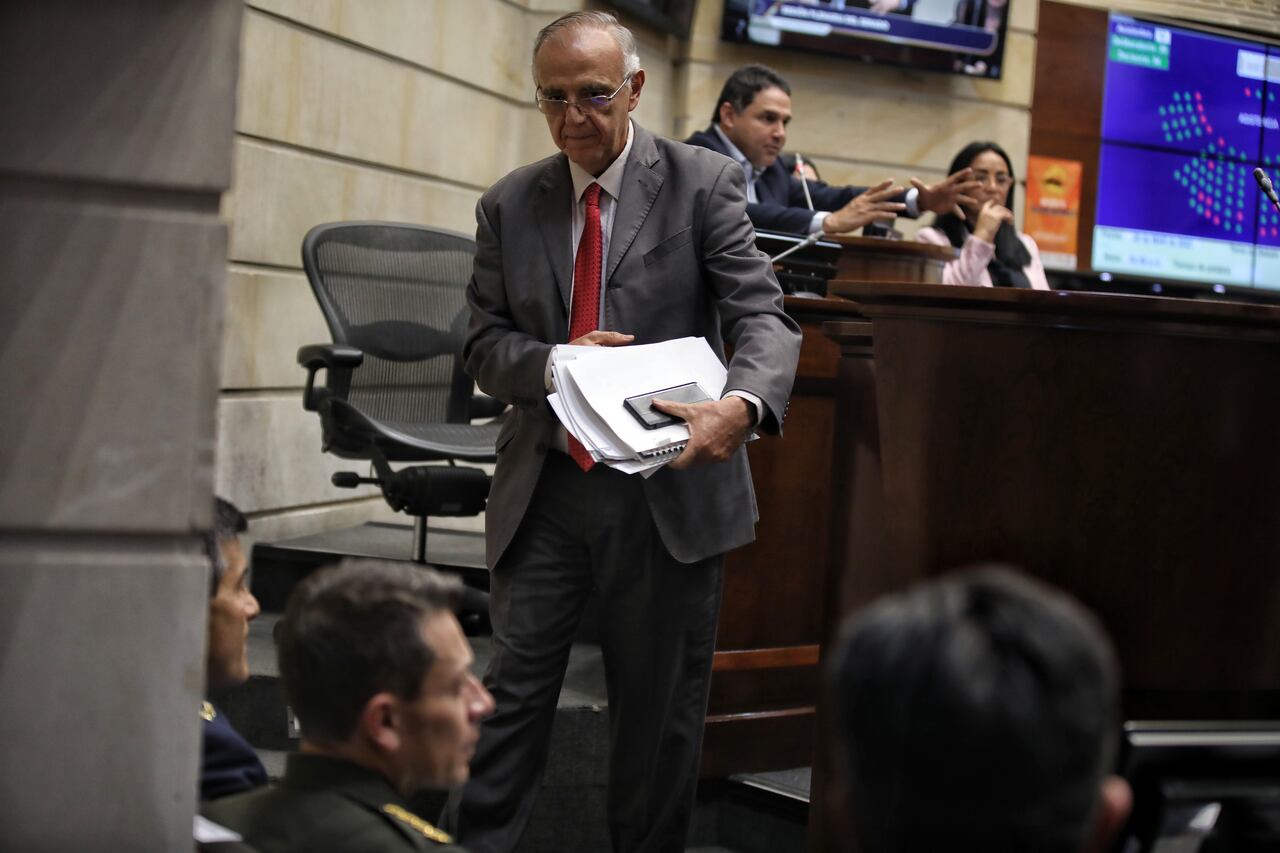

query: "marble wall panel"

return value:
[246, 496, 399, 542]
[251, 0, 534, 103]
[1010, 0, 1039, 32]
[0, 200, 223, 532]
[226, 140, 480, 269]
[631, 38, 678, 136]
[0, 544, 208, 852]
[520, 108, 561, 166]
[216, 394, 380, 513]
[221, 267, 328, 391]
[237, 10, 523, 191]
[522, 0, 581, 11]
[0, 0, 242, 190]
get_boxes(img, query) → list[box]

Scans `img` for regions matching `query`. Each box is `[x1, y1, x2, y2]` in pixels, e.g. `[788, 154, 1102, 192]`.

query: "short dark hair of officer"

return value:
[277, 559, 493, 790]
[829, 566, 1132, 853]
[710, 63, 790, 125]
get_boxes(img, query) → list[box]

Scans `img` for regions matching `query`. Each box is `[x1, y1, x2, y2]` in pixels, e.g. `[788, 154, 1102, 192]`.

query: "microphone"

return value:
[769, 231, 822, 263]
[795, 152, 815, 211]
[1255, 167, 1280, 213]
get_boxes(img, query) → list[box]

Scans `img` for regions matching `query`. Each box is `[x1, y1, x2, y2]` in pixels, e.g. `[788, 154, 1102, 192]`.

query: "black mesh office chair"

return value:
[297, 221, 504, 563]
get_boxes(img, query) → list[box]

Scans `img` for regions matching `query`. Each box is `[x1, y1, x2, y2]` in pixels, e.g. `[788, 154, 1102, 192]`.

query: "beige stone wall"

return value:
[216, 0, 1046, 537]
[217, 0, 685, 538]
[217, 1, 1280, 538]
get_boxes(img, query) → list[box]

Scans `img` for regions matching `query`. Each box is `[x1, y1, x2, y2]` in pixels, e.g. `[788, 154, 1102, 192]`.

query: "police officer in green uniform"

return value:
[203, 559, 494, 853]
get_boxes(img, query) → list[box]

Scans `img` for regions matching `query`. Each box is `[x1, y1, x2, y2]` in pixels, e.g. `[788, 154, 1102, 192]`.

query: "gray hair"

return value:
[531, 11, 641, 84]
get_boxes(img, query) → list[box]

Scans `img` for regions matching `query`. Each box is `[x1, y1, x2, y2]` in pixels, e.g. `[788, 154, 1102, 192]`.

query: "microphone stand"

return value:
[769, 231, 822, 263]
[1254, 167, 1280, 215]
[796, 152, 815, 211]
[769, 152, 822, 263]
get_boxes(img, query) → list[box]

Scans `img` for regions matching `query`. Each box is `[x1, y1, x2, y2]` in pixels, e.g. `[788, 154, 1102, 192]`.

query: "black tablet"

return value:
[623, 382, 711, 429]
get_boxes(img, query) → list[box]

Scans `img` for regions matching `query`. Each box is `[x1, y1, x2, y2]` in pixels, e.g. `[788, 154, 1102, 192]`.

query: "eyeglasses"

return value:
[536, 76, 631, 116]
[974, 171, 1013, 188]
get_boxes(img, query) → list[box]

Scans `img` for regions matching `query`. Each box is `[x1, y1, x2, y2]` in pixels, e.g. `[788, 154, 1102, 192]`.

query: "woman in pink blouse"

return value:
[915, 141, 1050, 290]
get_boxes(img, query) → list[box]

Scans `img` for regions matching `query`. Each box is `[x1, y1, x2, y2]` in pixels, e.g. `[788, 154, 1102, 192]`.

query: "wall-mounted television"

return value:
[1092, 14, 1280, 290]
[721, 0, 1013, 80]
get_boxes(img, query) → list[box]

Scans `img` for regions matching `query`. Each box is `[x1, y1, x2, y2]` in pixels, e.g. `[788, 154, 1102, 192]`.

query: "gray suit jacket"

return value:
[464, 123, 801, 567]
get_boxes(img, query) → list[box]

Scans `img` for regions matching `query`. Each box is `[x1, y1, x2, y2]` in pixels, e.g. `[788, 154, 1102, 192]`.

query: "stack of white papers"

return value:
[547, 336, 728, 476]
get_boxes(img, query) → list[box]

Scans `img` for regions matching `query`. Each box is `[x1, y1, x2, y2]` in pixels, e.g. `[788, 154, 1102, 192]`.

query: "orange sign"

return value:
[1024, 156, 1082, 270]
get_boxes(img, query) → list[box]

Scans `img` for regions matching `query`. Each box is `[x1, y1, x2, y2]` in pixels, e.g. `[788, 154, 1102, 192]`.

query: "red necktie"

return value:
[567, 182, 603, 472]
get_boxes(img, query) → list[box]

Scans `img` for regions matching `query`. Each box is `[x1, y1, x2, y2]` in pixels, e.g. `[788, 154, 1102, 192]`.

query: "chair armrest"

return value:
[469, 392, 508, 421]
[297, 343, 363, 370]
[297, 343, 364, 412]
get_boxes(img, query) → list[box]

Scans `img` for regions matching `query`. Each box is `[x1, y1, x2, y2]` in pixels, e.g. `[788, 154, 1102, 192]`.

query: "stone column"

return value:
[0, 2, 242, 849]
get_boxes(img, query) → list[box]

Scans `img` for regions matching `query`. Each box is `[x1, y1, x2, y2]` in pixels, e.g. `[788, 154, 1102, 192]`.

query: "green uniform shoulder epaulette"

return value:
[382, 803, 453, 844]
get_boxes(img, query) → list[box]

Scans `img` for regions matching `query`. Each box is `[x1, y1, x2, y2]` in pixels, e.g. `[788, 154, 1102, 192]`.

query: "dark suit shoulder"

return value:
[657, 134, 736, 175]
[683, 126, 726, 155]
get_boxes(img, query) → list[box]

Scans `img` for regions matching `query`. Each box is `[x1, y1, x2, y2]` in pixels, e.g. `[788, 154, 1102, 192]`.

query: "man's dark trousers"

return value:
[455, 451, 723, 853]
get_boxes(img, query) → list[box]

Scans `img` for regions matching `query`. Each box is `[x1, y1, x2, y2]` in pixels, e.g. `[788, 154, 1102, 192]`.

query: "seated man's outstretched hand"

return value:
[913, 167, 979, 219]
[823, 179, 906, 235]
[652, 396, 753, 471]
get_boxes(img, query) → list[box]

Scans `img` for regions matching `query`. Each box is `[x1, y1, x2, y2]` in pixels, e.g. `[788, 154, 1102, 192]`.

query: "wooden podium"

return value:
[700, 294, 858, 775]
[826, 235, 952, 285]
[802, 282, 1280, 851]
[824, 282, 1280, 706]
[699, 238, 951, 776]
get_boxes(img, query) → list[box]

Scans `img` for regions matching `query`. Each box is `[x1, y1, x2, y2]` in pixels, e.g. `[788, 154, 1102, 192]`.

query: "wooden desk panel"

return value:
[828, 285, 1280, 693]
[701, 296, 858, 777]
[810, 283, 1280, 851]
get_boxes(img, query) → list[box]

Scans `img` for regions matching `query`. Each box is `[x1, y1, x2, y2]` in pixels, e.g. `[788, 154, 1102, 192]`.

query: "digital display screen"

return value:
[1093, 15, 1280, 290]
[721, 0, 1012, 80]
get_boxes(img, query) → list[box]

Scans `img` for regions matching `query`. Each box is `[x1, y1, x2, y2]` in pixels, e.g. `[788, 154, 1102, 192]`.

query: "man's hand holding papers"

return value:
[547, 337, 743, 476]
[570, 330, 634, 348]
[651, 395, 752, 471]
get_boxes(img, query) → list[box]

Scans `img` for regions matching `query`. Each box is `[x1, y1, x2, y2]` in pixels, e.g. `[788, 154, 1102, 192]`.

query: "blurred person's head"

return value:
[277, 559, 495, 794]
[829, 566, 1131, 853]
[204, 497, 259, 689]
[532, 11, 644, 177]
[713, 65, 792, 170]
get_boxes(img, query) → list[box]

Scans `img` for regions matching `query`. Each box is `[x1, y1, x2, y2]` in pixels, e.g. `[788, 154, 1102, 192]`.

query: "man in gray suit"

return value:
[455, 10, 802, 853]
